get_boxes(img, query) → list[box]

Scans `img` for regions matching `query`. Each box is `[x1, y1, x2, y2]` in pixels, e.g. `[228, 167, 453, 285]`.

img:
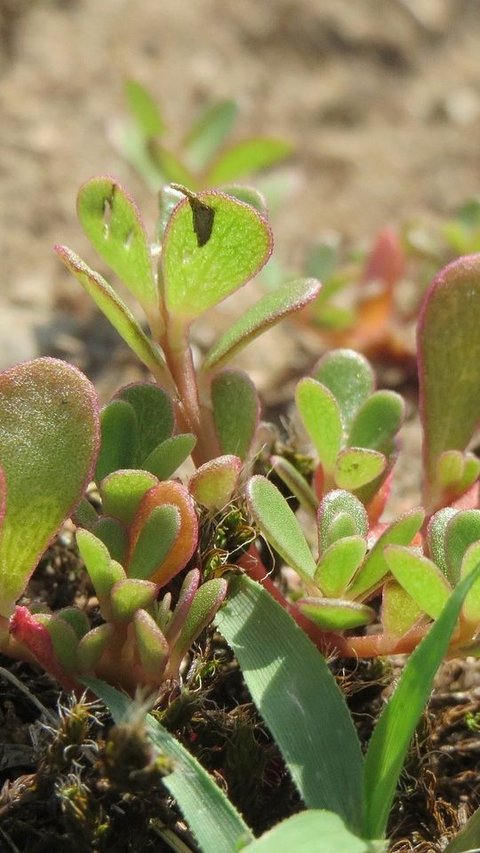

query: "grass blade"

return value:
[244, 810, 379, 853]
[215, 575, 364, 833]
[83, 677, 254, 853]
[363, 565, 480, 839]
[444, 804, 480, 852]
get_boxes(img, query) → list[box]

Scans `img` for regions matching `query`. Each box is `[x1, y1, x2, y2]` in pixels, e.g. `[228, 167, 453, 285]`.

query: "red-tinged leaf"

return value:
[167, 578, 227, 677]
[9, 606, 77, 691]
[417, 255, 480, 509]
[190, 455, 242, 509]
[133, 609, 169, 678]
[55, 246, 167, 378]
[161, 190, 272, 322]
[297, 597, 375, 631]
[128, 504, 180, 581]
[362, 227, 405, 291]
[0, 358, 99, 619]
[202, 278, 321, 372]
[128, 481, 198, 587]
[77, 177, 158, 310]
[165, 569, 200, 645]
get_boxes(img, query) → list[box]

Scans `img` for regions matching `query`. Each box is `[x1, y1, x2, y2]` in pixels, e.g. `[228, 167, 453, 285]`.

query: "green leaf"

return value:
[445, 509, 480, 585]
[77, 529, 126, 601]
[296, 378, 343, 475]
[36, 613, 78, 672]
[245, 810, 376, 853]
[306, 238, 340, 280]
[298, 597, 375, 631]
[271, 455, 319, 515]
[315, 536, 367, 597]
[168, 578, 227, 675]
[334, 448, 386, 491]
[110, 578, 158, 622]
[82, 678, 254, 853]
[148, 142, 196, 186]
[381, 580, 423, 639]
[417, 256, 480, 508]
[219, 185, 268, 212]
[212, 370, 258, 460]
[348, 509, 425, 600]
[95, 400, 137, 482]
[161, 190, 272, 322]
[215, 575, 364, 832]
[55, 247, 167, 377]
[133, 609, 169, 677]
[384, 545, 451, 620]
[460, 541, 480, 626]
[206, 138, 293, 184]
[101, 470, 158, 526]
[427, 507, 457, 579]
[317, 490, 368, 554]
[124, 79, 165, 138]
[363, 564, 480, 839]
[0, 358, 99, 618]
[202, 278, 321, 371]
[247, 476, 317, 582]
[142, 434, 196, 480]
[77, 623, 114, 673]
[184, 99, 238, 171]
[127, 504, 180, 581]
[92, 518, 128, 565]
[348, 391, 404, 452]
[189, 456, 241, 509]
[77, 177, 158, 309]
[313, 350, 374, 431]
[116, 383, 175, 465]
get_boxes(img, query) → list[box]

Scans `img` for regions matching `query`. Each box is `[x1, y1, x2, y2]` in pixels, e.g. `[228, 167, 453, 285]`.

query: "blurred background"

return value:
[1, 0, 480, 390]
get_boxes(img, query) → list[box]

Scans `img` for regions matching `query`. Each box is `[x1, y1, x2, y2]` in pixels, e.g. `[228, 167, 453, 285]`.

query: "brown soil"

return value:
[2, 1, 480, 850]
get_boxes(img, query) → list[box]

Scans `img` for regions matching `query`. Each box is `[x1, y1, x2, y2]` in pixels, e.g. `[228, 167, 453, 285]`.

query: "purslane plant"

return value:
[1, 177, 480, 698]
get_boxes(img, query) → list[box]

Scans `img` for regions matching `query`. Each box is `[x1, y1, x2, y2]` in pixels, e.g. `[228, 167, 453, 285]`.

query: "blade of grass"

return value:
[244, 810, 380, 853]
[215, 575, 364, 833]
[83, 677, 253, 853]
[363, 565, 480, 839]
[443, 804, 480, 852]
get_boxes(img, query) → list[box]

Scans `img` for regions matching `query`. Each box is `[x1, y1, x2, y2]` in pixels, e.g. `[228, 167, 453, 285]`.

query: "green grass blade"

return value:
[83, 677, 254, 853]
[244, 810, 379, 853]
[215, 575, 364, 833]
[363, 565, 480, 839]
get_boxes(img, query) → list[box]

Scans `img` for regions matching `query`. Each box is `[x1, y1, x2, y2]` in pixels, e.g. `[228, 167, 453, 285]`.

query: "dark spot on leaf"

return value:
[189, 198, 215, 247]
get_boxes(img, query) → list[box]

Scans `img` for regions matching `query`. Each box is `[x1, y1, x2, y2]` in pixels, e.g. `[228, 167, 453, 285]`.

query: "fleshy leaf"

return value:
[36, 613, 79, 673]
[348, 391, 404, 452]
[460, 541, 480, 627]
[55, 247, 167, 376]
[317, 491, 368, 554]
[167, 578, 227, 676]
[56, 607, 89, 639]
[0, 358, 99, 618]
[101, 470, 158, 526]
[76, 177, 158, 309]
[116, 383, 175, 465]
[202, 278, 321, 371]
[247, 476, 317, 582]
[298, 597, 375, 631]
[133, 609, 169, 677]
[381, 580, 423, 639]
[128, 481, 198, 587]
[165, 569, 199, 645]
[184, 99, 238, 171]
[313, 350, 374, 431]
[77, 623, 115, 673]
[190, 456, 242, 509]
[212, 370, 259, 460]
[348, 509, 425, 600]
[296, 378, 343, 476]
[91, 517, 128, 564]
[314, 536, 367, 598]
[270, 455, 318, 515]
[128, 504, 180, 581]
[426, 507, 457, 579]
[206, 138, 293, 184]
[110, 578, 158, 622]
[384, 545, 451, 620]
[417, 255, 480, 508]
[95, 399, 137, 482]
[161, 190, 272, 322]
[76, 529, 126, 601]
[142, 434, 196, 480]
[445, 509, 480, 585]
[334, 448, 386, 491]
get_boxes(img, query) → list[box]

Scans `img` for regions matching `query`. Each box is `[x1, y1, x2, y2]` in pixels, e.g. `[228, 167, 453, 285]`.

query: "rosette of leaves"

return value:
[55, 177, 320, 467]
